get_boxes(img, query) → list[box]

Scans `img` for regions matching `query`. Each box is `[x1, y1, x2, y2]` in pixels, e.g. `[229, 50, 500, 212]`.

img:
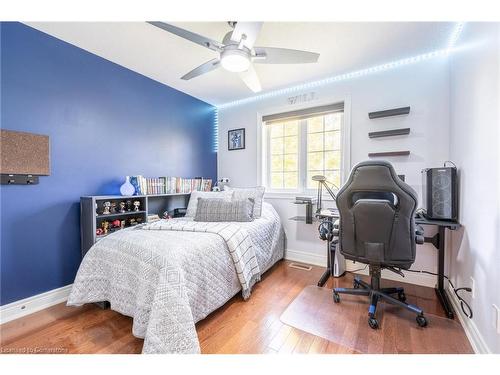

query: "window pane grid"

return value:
[268, 121, 299, 189]
[305, 113, 342, 190]
[266, 109, 343, 191]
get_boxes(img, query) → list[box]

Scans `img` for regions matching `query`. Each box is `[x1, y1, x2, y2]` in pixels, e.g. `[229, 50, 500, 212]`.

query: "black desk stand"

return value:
[415, 217, 461, 319]
[317, 232, 333, 287]
[316, 210, 341, 287]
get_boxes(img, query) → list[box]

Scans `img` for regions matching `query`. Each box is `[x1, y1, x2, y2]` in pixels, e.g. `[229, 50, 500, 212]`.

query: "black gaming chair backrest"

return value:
[335, 160, 418, 269]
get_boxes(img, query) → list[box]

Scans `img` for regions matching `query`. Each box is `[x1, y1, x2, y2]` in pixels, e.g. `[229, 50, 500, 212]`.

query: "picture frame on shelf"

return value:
[228, 128, 245, 151]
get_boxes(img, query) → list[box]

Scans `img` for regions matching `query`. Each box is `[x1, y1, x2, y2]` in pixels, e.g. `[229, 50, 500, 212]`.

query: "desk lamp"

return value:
[312, 175, 339, 214]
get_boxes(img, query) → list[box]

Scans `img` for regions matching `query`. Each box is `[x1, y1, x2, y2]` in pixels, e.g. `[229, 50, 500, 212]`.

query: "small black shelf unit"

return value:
[368, 106, 410, 119]
[80, 193, 190, 257]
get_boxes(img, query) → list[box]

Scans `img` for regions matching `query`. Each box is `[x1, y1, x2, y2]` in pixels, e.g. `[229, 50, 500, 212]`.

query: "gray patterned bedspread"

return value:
[67, 202, 284, 354]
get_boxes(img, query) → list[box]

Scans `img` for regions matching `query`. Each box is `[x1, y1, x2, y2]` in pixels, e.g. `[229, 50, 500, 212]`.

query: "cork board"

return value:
[0, 130, 50, 175]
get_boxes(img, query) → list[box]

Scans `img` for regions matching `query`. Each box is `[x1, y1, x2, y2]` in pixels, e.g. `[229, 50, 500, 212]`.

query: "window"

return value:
[262, 103, 346, 193]
[306, 113, 343, 189]
[268, 120, 299, 189]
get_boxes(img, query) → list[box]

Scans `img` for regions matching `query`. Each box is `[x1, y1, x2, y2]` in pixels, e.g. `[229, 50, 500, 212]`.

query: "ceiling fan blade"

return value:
[147, 21, 223, 52]
[230, 22, 263, 50]
[239, 65, 262, 93]
[181, 59, 221, 80]
[253, 47, 320, 64]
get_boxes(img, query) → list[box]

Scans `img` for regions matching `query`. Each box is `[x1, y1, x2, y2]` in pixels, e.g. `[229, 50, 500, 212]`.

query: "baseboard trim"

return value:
[446, 284, 491, 354]
[0, 284, 73, 325]
[285, 249, 327, 267]
[285, 249, 435, 288]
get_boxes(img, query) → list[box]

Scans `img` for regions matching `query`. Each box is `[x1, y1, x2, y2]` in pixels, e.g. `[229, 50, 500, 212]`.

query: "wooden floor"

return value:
[0, 260, 469, 354]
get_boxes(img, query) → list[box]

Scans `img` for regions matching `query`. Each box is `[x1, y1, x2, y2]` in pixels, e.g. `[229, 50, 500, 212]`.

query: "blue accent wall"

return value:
[0, 22, 217, 305]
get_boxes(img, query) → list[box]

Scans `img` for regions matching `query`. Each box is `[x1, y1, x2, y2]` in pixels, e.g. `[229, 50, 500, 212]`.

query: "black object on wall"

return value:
[368, 151, 410, 157]
[368, 106, 410, 119]
[1, 174, 39, 185]
[422, 167, 458, 221]
[368, 128, 411, 138]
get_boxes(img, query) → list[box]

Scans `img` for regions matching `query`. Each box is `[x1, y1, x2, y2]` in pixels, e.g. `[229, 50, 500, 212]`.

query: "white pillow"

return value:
[224, 186, 265, 218]
[185, 190, 233, 217]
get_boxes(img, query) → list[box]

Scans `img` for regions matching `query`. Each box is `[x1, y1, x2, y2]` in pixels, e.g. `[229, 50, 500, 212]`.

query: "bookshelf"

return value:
[80, 193, 190, 257]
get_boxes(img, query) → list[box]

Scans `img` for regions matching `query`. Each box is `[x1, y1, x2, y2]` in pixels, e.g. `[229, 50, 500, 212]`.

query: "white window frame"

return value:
[257, 97, 351, 199]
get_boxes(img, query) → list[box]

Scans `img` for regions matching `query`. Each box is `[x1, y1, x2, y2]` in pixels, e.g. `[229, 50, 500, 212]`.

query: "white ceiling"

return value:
[25, 22, 456, 106]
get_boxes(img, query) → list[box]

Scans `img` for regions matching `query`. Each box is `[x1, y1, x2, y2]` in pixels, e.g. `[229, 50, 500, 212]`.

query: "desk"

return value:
[289, 202, 459, 319]
[415, 216, 461, 319]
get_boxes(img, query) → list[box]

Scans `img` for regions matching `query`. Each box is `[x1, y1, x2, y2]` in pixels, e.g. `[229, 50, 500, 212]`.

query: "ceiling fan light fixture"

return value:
[220, 49, 250, 73]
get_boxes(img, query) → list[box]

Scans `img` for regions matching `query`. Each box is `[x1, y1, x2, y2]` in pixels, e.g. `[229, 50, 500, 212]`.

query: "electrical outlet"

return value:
[493, 304, 500, 334]
[470, 276, 475, 299]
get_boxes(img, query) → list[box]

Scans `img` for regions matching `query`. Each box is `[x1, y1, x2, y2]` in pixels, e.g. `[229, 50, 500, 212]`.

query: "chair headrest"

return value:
[336, 160, 418, 208]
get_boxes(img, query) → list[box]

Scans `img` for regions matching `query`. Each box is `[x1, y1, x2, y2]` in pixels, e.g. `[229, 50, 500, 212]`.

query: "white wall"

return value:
[449, 22, 500, 353]
[218, 58, 451, 287]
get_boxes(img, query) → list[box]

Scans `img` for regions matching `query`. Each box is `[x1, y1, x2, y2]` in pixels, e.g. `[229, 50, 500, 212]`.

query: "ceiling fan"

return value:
[147, 21, 320, 93]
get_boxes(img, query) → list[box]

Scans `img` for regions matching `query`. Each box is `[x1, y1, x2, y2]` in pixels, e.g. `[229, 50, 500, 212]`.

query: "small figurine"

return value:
[110, 202, 117, 214]
[112, 219, 121, 228]
[96, 228, 104, 236]
[129, 218, 137, 226]
[102, 221, 109, 234]
[119, 202, 126, 213]
[102, 201, 111, 215]
[120, 220, 125, 229]
[162, 211, 171, 220]
[126, 200, 132, 212]
[133, 200, 140, 211]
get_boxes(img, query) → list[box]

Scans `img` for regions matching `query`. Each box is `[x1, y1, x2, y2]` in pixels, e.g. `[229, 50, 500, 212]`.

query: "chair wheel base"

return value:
[368, 317, 379, 329]
[398, 292, 407, 302]
[416, 314, 428, 327]
[333, 292, 340, 303]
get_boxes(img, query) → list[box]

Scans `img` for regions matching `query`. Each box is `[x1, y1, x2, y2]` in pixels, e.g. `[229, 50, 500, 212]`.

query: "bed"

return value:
[67, 202, 284, 354]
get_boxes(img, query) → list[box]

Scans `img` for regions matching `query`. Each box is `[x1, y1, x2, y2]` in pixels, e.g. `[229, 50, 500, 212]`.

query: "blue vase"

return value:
[120, 176, 136, 196]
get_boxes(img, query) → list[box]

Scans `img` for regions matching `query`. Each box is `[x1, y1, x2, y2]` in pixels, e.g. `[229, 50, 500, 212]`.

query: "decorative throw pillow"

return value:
[185, 190, 233, 217]
[224, 186, 265, 218]
[194, 198, 255, 222]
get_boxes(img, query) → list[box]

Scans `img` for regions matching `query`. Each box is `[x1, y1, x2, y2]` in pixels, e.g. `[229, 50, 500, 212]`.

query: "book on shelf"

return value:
[129, 175, 212, 195]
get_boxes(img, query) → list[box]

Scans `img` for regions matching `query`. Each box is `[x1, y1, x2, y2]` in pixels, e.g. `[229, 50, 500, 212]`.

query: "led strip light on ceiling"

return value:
[447, 22, 465, 52]
[217, 22, 465, 110]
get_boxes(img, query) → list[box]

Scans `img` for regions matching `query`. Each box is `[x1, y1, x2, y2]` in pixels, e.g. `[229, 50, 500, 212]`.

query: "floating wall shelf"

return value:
[368, 151, 410, 157]
[368, 106, 410, 119]
[368, 128, 411, 139]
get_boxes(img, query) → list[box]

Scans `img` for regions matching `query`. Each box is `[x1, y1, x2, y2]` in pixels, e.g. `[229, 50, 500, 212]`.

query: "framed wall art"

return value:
[228, 128, 245, 151]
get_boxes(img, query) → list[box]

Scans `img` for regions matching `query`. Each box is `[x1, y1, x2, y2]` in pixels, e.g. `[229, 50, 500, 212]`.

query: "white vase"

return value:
[120, 176, 135, 196]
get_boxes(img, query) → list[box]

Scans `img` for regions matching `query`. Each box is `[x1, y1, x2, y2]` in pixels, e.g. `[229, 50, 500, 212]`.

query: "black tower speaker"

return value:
[422, 167, 458, 221]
